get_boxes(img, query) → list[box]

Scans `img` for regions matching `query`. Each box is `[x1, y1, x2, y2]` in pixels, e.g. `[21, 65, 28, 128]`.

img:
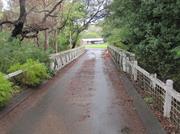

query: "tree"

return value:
[0, 0, 109, 50]
[68, 0, 109, 48]
[103, 0, 180, 90]
[0, 0, 65, 49]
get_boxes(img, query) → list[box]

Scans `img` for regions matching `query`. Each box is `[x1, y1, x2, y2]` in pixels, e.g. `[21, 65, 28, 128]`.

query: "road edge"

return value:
[120, 73, 166, 134]
[0, 51, 87, 120]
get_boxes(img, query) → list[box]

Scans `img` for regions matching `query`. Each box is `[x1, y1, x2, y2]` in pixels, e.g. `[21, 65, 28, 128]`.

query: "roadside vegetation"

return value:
[103, 0, 180, 91]
[8, 59, 49, 87]
[0, 73, 12, 108]
[0, 0, 108, 108]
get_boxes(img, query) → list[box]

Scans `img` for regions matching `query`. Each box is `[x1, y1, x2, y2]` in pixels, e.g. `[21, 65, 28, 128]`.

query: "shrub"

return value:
[57, 33, 69, 51]
[9, 59, 49, 87]
[0, 33, 50, 73]
[0, 72, 12, 108]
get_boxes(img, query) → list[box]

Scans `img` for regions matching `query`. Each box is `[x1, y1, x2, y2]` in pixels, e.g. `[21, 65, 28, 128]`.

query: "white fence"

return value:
[49, 46, 85, 72]
[108, 45, 180, 129]
[5, 70, 23, 79]
[5, 46, 85, 79]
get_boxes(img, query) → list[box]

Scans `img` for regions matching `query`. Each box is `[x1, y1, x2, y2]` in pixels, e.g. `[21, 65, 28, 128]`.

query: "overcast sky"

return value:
[2, 0, 9, 10]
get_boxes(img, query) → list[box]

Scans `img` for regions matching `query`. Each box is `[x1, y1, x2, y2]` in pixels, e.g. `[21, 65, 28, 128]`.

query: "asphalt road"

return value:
[0, 49, 146, 134]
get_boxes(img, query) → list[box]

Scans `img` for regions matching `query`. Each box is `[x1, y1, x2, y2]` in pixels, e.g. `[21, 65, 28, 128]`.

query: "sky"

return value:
[2, 0, 9, 10]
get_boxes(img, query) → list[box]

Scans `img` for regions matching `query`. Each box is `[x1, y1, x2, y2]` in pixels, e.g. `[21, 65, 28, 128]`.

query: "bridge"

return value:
[0, 46, 179, 134]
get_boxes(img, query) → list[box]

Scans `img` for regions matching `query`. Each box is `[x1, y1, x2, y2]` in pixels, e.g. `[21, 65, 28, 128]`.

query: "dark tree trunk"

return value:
[72, 32, 80, 49]
[72, 42, 76, 49]
[35, 35, 40, 47]
[11, 0, 26, 38]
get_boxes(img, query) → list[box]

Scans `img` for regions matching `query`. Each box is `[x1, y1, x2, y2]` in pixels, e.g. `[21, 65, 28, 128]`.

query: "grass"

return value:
[85, 43, 108, 49]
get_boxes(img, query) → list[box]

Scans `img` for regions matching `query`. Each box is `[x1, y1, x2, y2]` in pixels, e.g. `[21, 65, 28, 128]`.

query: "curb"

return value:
[0, 89, 33, 119]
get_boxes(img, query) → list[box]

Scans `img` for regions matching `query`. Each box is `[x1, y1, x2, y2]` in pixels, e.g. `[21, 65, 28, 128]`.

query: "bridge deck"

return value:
[0, 49, 146, 134]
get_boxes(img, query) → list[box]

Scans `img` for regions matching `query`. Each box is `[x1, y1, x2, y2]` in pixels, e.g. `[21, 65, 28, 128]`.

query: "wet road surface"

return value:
[0, 49, 146, 134]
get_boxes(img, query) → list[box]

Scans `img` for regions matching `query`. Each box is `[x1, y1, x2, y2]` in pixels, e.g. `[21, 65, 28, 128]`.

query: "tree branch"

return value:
[42, 0, 64, 22]
[0, 21, 14, 25]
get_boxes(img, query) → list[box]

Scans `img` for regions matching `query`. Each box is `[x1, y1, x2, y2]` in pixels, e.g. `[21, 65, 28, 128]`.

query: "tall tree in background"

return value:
[0, 0, 109, 49]
[103, 0, 180, 90]
[0, 0, 65, 48]
[67, 0, 109, 48]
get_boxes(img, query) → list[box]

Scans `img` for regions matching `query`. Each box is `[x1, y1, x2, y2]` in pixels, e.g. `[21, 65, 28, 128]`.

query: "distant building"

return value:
[82, 38, 104, 45]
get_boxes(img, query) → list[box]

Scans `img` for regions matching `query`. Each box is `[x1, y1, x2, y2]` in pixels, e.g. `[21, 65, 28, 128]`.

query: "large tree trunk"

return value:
[72, 41, 76, 49]
[11, 0, 26, 38]
[72, 32, 79, 49]
[34, 35, 40, 47]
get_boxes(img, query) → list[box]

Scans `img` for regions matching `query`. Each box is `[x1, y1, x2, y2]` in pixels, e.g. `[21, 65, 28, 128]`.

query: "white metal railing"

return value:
[49, 46, 85, 72]
[108, 45, 180, 129]
[5, 46, 85, 79]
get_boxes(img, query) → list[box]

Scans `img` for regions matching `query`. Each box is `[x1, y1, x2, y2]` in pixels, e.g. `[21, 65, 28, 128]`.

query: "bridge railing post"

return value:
[163, 79, 173, 118]
[126, 57, 130, 73]
[122, 54, 127, 72]
[133, 60, 138, 81]
[151, 73, 157, 89]
[120, 53, 123, 68]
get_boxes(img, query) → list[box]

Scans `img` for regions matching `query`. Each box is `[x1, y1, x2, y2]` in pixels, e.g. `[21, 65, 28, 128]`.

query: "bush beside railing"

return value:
[5, 46, 85, 79]
[0, 46, 85, 108]
[108, 45, 180, 130]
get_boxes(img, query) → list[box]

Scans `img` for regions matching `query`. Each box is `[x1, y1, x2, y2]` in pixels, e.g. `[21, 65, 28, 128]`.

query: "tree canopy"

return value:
[103, 0, 180, 90]
[0, 0, 109, 74]
[0, 0, 109, 49]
